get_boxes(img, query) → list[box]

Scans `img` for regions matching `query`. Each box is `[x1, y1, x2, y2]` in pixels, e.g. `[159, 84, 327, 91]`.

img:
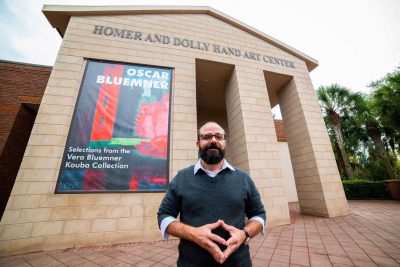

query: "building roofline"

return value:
[42, 5, 318, 71]
[0, 59, 52, 69]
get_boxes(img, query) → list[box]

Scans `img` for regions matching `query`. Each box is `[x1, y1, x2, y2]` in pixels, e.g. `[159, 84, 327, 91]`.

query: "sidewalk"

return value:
[0, 200, 399, 266]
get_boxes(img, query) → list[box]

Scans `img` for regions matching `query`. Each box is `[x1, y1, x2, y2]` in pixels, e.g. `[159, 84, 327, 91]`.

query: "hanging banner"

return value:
[56, 60, 172, 193]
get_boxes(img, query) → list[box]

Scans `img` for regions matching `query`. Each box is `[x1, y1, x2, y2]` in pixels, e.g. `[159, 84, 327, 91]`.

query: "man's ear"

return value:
[196, 140, 200, 149]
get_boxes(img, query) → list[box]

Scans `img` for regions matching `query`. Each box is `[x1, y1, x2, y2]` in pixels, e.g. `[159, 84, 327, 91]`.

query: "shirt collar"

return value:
[194, 159, 235, 175]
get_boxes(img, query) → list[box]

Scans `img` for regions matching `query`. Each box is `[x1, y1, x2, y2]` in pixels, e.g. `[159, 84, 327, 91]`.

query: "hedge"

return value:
[342, 180, 390, 199]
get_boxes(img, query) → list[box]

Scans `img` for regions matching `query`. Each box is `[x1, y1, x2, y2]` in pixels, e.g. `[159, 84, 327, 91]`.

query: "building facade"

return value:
[0, 5, 349, 256]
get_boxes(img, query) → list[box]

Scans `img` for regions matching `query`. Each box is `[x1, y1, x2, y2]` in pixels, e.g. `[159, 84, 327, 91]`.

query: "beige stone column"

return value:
[225, 66, 290, 227]
[278, 75, 349, 217]
[169, 63, 198, 177]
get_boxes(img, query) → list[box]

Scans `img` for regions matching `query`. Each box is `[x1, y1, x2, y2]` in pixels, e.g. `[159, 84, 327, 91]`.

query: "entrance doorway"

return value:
[264, 71, 299, 203]
[195, 59, 234, 160]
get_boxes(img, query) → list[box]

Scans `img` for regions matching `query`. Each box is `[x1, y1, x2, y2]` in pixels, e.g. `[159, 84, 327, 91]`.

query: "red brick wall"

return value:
[0, 60, 51, 219]
[0, 60, 52, 155]
[274, 120, 288, 142]
[0, 105, 37, 218]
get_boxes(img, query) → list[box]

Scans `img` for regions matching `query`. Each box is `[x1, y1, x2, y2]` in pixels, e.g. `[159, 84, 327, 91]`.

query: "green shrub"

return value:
[342, 179, 390, 199]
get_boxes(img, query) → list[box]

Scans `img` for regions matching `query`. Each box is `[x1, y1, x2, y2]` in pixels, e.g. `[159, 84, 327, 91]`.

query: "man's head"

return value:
[197, 121, 226, 164]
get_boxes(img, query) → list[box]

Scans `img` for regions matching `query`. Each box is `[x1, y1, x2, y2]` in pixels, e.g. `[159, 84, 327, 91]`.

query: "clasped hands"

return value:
[191, 220, 246, 264]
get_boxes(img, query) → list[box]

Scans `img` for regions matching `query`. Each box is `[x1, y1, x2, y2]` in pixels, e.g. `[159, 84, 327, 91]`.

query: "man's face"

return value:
[197, 123, 226, 164]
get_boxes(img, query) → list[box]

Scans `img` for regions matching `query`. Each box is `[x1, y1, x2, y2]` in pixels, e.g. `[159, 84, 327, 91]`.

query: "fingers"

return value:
[222, 237, 242, 263]
[225, 226, 244, 246]
[225, 232, 242, 246]
[225, 236, 235, 246]
[209, 232, 227, 246]
[223, 245, 236, 261]
[220, 220, 235, 231]
[204, 240, 225, 263]
[198, 220, 245, 264]
[206, 219, 222, 229]
[193, 223, 226, 262]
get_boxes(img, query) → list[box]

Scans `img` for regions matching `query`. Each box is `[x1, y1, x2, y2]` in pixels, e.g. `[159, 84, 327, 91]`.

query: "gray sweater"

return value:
[158, 165, 266, 266]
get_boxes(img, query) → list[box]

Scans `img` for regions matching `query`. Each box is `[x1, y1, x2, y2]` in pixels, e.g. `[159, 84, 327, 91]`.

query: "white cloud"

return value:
[0, 0, 62, 64]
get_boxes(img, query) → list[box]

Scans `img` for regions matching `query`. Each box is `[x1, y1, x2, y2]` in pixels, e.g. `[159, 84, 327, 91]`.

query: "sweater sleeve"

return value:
[245, 176, 266, 222]
[157, 174, 181, 228]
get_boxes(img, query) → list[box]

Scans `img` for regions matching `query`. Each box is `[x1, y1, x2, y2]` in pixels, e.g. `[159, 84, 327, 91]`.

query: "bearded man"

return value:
[157, 121, 266, 266]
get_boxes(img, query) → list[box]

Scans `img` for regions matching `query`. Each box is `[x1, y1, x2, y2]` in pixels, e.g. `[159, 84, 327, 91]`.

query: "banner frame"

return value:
[54, 58, 174, 194]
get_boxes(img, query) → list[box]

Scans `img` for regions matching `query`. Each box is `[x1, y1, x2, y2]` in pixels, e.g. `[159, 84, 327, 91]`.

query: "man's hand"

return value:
[219, 220, 246, 263]
[167, 220, 227, 263]
[166, 219, 262, 264]
[189, 220, 227, 263]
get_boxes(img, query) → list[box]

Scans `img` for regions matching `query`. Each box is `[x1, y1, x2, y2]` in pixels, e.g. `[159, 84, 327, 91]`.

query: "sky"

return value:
[1, 0, 399, 96]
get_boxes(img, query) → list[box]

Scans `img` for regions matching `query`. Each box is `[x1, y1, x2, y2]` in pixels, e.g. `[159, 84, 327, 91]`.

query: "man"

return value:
[157, 121, 266, 266]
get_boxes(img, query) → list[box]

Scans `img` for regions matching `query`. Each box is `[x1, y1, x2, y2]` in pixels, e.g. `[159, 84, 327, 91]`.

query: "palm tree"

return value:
[353, 94, 398, 179]
[325, 113, 367, 178]
[370, 70, 400, 151]
[317, 84, 355, 179]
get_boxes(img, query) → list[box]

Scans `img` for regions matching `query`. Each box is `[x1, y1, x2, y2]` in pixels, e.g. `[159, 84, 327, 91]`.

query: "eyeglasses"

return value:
[200, 133, 226, 141]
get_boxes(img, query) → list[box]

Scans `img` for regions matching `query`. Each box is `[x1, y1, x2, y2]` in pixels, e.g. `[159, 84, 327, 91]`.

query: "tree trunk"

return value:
[334, 141, 346, 178]
[369, 132, 398, 179]
[388, 139, 398, 162]
[332, 124, 354, 179]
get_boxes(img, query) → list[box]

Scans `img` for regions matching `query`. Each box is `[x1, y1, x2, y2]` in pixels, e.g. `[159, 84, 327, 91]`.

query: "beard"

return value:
[198, 143, 225, 164]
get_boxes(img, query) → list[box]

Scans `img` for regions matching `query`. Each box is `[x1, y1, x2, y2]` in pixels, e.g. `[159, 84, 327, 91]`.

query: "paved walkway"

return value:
[1, 200, 399, 267]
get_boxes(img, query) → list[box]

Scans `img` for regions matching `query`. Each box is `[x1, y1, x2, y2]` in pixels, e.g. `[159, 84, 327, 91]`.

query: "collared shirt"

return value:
[160, 159, 265, 239]
[193, 158, 235, 177]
